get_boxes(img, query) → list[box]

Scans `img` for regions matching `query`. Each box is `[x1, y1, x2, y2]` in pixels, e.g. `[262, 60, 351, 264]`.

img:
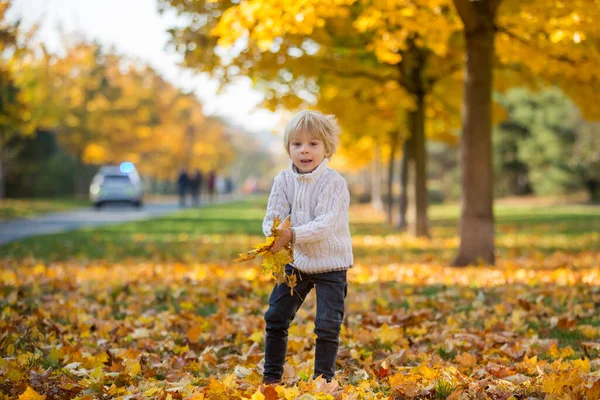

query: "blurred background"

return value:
[1, 0, 599, 262]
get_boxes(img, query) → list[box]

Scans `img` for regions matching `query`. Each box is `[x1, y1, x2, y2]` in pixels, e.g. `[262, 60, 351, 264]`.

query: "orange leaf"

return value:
[455, 352, 477, 368]
[261, 385, 279, 400]
[187, 325, 202, 343]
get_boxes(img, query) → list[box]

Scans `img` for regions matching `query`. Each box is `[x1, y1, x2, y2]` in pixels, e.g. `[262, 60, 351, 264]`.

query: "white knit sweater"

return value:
[262, 159, 354, 274]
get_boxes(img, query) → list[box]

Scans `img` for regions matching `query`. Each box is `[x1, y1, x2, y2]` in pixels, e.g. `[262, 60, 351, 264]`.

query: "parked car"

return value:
[89, 163, 143, 209]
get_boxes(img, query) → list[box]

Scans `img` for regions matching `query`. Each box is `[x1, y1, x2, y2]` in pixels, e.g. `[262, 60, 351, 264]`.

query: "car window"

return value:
[103, 175, 131, 183]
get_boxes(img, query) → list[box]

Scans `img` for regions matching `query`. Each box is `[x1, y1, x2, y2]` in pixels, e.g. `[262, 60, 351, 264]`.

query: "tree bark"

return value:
[399, 40, 430, 237]
[371, 145, 384, 212]
[398, 137, 411, 230]
[452, 0, 501, 266]
[0, 159, 4, 199]
[585, 179, 600, 203]
[75, 152, 87, 199]
[387, 131, 399, 224]
[409, 91, 429, 237]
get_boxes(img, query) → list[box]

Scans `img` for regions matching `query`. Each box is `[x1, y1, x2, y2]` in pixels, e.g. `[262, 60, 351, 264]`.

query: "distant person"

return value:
[216, 176, 226, 198]
[261, 110, 353, 384]
[177, 168, 189, 207]
[207, 170, 216, 203]
[189, 169, 203, 207]
[225, 176, 234, 197]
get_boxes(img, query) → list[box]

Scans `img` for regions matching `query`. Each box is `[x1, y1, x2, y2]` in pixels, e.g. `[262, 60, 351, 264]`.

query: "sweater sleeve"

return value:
[292, 176, 349, 244]
[262, 172, 291, 237]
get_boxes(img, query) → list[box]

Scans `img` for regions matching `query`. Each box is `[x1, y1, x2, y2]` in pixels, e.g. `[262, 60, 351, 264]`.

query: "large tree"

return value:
[451, 0, 600, 265]
[159, 0, 464, 237]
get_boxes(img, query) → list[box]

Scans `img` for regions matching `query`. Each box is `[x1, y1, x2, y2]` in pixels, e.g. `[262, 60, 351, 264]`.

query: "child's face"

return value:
[289, 130, 329, 174]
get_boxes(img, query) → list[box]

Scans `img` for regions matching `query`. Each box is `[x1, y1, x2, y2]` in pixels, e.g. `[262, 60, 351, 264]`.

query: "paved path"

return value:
[0, 202, 183, 245]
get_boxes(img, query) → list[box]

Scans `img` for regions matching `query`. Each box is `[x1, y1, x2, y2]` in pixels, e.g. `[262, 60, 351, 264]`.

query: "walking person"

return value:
[176, 168, 189, 207]
[189, 169, 203, 207]
[207, 170, 216, 203]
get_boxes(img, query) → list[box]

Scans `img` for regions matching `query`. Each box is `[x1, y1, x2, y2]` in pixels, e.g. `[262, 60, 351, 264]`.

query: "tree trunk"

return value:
[399, 40, 430, 237]
[398, 137, 411, 230]
[409, 91, 429, 237]
[0, 159, 4, 199]
[452, 0, 501, 266]
[75, 152, 87, 199]
[371, 145, 384, 212]
[387, 132, 398, 224]
[586, 179, 600, 203]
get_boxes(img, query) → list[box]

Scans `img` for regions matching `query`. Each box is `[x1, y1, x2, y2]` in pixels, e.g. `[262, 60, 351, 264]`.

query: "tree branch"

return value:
[427, 62, 463, 88]
[431, 92, 461, 116]
[497, 26, 582, 66]
[317, 60, 399, 83]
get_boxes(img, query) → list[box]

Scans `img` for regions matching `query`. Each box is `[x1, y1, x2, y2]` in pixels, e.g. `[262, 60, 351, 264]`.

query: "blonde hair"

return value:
[283, 110, 341, 158]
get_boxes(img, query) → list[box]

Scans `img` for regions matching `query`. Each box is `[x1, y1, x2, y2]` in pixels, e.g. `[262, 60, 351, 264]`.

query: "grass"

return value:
[0, 197, 266, 262]
[1, 195, 599, 263]
[0, 197, 89, 220]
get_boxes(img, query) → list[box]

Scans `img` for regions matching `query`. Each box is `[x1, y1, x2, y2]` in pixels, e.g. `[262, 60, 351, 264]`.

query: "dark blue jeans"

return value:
[263, 264, 348, 383]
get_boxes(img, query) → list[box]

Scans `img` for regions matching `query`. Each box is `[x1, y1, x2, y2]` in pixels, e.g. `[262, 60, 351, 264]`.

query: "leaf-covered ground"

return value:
[2, 198, 600, 399]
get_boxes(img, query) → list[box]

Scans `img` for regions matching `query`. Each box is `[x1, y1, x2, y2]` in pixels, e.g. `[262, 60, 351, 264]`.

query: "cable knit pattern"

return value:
[262, 159, 354, 274]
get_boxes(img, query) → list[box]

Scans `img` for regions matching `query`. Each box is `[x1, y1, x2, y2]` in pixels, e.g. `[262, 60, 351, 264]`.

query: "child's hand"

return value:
[272, 229, 292, 252]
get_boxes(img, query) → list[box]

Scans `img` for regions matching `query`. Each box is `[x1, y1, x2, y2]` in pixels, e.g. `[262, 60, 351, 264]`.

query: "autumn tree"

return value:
[159, 0, 465, 238]
[41, 41, 122, 196]
[199, 0, 600, 263]
[0, 1, 35, 198]
[449, 0, 600, 265]
[22, 35, 236, 193]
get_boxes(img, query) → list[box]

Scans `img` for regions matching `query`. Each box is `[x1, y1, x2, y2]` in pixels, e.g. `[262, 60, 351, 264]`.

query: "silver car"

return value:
[90, 163, 144, 208]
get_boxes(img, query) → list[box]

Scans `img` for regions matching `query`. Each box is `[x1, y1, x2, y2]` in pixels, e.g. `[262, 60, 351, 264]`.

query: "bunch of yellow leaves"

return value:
[235, 216, 297, 293]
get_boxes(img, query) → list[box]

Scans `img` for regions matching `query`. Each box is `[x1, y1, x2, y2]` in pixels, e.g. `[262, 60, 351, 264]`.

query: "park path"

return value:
[0, 201, 188, 245]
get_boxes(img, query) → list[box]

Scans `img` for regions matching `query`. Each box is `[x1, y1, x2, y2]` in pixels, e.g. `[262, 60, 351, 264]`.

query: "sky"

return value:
[8, 0, 284, 140]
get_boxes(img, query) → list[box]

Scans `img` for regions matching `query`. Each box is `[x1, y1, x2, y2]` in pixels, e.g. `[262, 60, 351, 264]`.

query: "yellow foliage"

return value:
[235, 216, 295, 291]
[18, 387, 45, 400]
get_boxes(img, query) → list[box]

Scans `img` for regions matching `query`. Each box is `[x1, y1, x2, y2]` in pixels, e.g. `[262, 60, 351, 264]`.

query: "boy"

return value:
[262, 110, 354, 384]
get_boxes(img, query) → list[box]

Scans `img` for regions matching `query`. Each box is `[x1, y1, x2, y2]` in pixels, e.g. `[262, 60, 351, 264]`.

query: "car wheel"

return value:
[133, 201, 143, 209]
[94, 202, 103, 209]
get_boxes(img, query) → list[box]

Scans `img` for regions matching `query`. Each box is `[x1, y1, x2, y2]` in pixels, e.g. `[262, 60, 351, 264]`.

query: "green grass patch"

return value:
[1, 196, 599, 263]
[0, 197, 268, 262]
[433, 379, 455, 399]
[548, 328, 587, 350]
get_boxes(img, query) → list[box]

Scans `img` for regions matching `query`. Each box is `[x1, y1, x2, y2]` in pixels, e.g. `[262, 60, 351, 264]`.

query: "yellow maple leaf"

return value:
[234, 249, 258, 263]
[235, 216, 296, 291]
[286, 271, 298, 295]
[249, 389, 265, 400]
[377, 323, 403, 345]
[276, 386, 300, 400]
[205, 377, 227, 397]
[254, 236, 275, 252]
[18, 387, 46, 400]
[261, 248, 293, 278]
